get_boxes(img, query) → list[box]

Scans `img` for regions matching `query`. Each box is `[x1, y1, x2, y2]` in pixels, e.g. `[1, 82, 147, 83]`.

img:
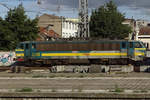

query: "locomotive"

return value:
[15, 40, 146, 66]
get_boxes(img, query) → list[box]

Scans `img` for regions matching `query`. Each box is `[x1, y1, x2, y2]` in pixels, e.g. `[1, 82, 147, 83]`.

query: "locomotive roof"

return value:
[20, 40, 140, 44]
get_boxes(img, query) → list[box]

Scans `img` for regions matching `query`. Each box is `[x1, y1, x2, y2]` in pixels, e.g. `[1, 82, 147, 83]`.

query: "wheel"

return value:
[16, 66, 21, 73]
[10, 66, 16, 73]
[49, 67, 53, 73]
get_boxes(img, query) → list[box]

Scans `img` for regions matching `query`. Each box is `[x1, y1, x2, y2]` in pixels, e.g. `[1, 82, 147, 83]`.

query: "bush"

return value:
[16, 88, 33, 92]
[114, 85, 124, 93]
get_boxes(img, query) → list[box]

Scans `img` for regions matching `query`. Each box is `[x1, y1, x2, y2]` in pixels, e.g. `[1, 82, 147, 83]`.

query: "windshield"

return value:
[17, 43, 24, 49]
[139, 42, 146, 48]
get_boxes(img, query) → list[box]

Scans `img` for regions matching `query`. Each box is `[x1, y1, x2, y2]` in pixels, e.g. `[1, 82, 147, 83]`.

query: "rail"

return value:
[0, 92, 149, 99]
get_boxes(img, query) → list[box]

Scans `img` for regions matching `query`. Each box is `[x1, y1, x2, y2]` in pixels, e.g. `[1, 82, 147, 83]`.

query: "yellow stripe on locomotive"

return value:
[41, 52, 127, 57]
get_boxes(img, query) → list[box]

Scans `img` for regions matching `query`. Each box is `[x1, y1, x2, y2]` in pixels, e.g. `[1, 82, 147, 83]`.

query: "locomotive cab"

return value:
[130, 41, 146, 60]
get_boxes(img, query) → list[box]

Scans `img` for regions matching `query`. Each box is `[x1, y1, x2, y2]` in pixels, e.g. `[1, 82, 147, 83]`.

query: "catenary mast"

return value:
[78, 0, 89, 38]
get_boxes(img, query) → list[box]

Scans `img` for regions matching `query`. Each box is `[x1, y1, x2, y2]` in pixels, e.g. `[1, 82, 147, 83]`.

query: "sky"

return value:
[0, 0, 150, 21]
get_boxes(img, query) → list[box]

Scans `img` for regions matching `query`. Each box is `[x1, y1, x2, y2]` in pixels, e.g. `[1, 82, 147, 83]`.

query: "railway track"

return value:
[0, 64, 135, 73]
[0, 66, 51, 73]
[0, 67, 10, 72]
[0, 93, 149, 100]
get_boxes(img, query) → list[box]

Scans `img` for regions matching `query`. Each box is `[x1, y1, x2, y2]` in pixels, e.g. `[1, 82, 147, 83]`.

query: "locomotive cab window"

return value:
[32, 43, 36, 49]
[18, 43, 24, 49]
[26, 44, 29, 49]
[122, 42, 126, 48]
[129, 42, 133, 48]
[135, 42, 142, 48]
[21, 44, 24, 49]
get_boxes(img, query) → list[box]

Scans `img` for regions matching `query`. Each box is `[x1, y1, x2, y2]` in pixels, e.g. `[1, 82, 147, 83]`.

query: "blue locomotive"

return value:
[15, 40, 146, 66]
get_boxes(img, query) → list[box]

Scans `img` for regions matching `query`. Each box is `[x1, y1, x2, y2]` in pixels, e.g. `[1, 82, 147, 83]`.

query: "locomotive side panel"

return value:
[15, 40, 146, 65]
[34, 41, 124, 60]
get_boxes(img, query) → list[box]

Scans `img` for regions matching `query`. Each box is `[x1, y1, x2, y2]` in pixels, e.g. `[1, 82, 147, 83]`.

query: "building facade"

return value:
[38, 14, 62, 37]
[122, 19, 149, 40]
[38, 14, 78, 38]
[134, 20, 149, 40]
[138, 26, 150, 49]
[62, 19, 78, 38]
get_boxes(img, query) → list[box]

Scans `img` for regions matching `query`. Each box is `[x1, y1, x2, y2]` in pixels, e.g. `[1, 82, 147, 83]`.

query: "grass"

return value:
[77, 86, 83, 92]
[134, 90, 148, 93]
[16, 88, 33, 92]
[32, 74, 47, 78]
[79, 75, 84, 78]
[66, 76, 71, 78]
[51, 88, 57, 92]
[37, 90, 41, 92]
[72, 88, 75, 92]
[141, 90, 148, 93]
[133, 90, 141, 93]
[111, 84, 124, 93]
[114, 88, 124, 93]
[49, 75, 56, 78]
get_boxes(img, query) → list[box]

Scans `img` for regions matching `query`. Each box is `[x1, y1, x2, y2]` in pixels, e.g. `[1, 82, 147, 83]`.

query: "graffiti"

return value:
[0, 52, 16, 66]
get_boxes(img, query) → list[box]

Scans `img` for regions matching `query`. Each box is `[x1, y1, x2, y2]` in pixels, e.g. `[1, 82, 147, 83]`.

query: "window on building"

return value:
[62, 32, 65, 37]
[75, 25, 77, 30]
[66, 23, 67, 29]
[70, 23, 71, 29]
[72, 24, 74, 30]
[63, 22, 65, 28]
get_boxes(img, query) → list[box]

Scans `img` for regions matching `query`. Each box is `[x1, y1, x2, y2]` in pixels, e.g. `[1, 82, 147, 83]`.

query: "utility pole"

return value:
[78, 0, 89, 38]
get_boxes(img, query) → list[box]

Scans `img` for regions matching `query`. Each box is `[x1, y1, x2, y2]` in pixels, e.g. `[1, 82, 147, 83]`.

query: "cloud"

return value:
[42, 0, 150, 9]
[39, 0, 150, 20]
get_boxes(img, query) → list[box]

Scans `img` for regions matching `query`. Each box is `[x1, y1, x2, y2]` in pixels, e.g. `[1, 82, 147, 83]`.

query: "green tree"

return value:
[90, 1, 132, 39]
[0, 18, 11, 50]
[0, 17, 5, 50]
[0, 4, 38, 50]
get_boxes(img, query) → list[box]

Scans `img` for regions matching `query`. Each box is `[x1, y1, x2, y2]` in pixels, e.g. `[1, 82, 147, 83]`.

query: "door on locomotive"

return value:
[24, 42, 37, 59]
[24, 42, 32, 59]
[128, 42, 134, 58]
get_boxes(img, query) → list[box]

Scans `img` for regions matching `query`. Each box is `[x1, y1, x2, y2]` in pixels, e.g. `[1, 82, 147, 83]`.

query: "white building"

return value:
[134, 20, 149, 40]
[62, 19, 78, 38]
[138, 26, 150, 49]
[122, 19, 149, 40]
